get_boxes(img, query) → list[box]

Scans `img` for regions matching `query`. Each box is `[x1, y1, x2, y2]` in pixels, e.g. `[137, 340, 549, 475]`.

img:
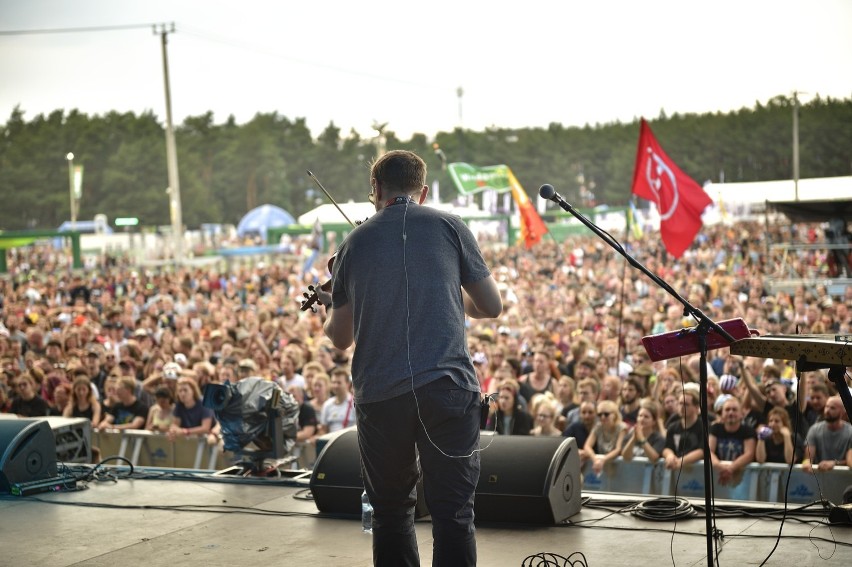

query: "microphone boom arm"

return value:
[538, 183, 733, 567]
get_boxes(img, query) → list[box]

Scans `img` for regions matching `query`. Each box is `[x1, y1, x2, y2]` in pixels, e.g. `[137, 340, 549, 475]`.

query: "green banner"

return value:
[447, 163, 511, 195]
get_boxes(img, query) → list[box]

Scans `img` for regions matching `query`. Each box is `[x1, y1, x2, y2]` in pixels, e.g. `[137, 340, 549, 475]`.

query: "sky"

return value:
[1, 0, 851, 140]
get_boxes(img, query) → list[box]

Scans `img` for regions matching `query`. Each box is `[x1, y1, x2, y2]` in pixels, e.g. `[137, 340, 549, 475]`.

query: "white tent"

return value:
[297, 201, 495, 226]
[704, 176, 851, 213]
[699, 175, 852, 224]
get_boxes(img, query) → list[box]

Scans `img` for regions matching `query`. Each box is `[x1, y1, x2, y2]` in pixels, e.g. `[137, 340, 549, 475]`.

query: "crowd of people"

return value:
[1, 216, 850, 487]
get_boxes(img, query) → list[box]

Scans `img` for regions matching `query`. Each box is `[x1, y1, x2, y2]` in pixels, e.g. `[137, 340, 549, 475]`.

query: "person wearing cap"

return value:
[209, 330, 224, 363]
[741, 363, 808, 436]
[173, 353, 188, 369]
[132, 328, 155, 356]
[316, 150, 502, 566]
[237, 358, 259, 381]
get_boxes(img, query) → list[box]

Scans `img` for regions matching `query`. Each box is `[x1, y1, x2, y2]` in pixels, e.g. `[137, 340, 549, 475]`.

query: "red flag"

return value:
[508, 168, 547, 248]
[631, 119, 711, 258]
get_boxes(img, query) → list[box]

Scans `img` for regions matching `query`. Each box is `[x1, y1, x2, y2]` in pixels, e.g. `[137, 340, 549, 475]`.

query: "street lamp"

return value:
[65, 152, 76, 228]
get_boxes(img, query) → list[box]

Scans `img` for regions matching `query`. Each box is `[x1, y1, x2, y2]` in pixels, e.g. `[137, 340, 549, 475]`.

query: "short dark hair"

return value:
[370, 150, 426, 194]
[155, 386, 173, 402]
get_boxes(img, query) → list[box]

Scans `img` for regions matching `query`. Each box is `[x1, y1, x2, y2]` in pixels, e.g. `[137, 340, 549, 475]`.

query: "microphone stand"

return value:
[540, 185, 735, 567]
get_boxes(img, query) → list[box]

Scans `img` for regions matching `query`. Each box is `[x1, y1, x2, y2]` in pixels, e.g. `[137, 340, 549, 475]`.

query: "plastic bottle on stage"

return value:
[361, 490, 373, 533]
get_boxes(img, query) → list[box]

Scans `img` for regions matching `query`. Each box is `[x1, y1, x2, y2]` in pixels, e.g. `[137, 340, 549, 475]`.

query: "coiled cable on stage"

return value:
[630, 497, 696, 521]
[521, 551, 589, 567]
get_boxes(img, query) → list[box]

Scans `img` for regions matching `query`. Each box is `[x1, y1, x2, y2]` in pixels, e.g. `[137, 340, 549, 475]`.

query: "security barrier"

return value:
[87, 430, 850, 504]
[581, 457, 851, 505]
[92, 429, 230, 470]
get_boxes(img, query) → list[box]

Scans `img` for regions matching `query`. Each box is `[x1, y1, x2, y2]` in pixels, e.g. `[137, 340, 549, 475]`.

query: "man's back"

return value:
[333, 202, 489, 403]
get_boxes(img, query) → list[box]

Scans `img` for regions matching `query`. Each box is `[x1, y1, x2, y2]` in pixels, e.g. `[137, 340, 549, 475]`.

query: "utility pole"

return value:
[155, 23, 184, 264]
[792, 91, 800, 201]
[66, 152, 76, 228]
[456, 86, 464, 126]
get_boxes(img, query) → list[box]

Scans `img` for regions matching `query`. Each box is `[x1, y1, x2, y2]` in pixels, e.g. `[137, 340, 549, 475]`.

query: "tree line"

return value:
[0, 94, 850, 231]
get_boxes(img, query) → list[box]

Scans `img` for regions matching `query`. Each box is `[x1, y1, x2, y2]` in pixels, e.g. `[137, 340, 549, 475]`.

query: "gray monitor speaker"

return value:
[0, 419, 59, 493]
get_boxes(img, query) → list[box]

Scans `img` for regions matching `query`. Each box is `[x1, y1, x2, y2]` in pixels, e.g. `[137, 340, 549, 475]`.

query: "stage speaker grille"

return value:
[0, 419, 59, 493]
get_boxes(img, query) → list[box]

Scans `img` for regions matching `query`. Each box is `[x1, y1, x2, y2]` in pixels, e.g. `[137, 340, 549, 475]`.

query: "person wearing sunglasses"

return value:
[584, 399, 627, 477]
[9, 374, 50, 417]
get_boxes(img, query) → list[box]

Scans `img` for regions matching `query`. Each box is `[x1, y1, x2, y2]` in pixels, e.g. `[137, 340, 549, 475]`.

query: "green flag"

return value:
[447, 163, 511, 195]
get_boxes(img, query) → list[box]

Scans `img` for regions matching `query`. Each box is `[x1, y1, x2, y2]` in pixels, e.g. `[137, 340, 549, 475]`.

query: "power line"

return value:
[0, 23, 157, 36]
[0, 22, 437, 91]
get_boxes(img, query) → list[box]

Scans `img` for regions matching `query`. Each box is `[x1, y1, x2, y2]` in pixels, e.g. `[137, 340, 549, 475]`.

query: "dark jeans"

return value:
[356, 376, 480, 567]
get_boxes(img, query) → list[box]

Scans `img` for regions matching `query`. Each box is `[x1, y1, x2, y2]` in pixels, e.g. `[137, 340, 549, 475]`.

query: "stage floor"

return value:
[1, 469, 850, 567]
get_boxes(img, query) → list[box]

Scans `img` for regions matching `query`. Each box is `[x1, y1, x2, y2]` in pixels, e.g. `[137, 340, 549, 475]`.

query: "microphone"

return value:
[538, 183, 562, 203]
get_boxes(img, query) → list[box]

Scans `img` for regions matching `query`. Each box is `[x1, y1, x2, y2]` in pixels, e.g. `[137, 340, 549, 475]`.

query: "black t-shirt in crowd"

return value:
[665, 418, 705, 457]
[10, 395, 50, 417]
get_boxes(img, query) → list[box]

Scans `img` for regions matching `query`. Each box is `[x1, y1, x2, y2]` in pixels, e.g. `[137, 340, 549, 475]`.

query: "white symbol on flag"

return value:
[645, 148, 679, 221]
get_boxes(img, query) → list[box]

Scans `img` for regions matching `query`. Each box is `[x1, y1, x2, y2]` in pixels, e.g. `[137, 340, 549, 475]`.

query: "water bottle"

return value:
[361, 489, 373, 533]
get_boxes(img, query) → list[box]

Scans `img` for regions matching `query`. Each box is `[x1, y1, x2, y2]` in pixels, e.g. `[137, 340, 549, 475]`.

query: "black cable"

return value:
[630, 497, 696, 521]
[292, 488, 315, 501]
[520, 552, 589, 567]
[65, 455, 135, 485]
[563, 523, 852, 548]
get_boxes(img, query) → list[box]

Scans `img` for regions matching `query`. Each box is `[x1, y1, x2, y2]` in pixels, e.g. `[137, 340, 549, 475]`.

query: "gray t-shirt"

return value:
[805, 420, 852, 463]
[331, 199, 491, 404]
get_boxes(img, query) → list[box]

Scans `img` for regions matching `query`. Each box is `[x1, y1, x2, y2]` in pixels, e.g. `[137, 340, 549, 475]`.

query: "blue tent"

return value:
[57, 220, 113, 234]
[236, 204, 295, 242]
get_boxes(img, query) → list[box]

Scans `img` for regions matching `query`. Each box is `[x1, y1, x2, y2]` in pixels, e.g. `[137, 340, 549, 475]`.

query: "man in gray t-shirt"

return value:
[803, 395, 852, 473]
[318, 150, 502, 566]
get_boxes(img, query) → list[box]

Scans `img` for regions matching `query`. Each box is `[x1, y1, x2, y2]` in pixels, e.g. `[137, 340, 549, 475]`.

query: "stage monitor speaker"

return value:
[474, 434, 580, 524]
[310, 428, 428, 517]
[0, 419, 59, 493]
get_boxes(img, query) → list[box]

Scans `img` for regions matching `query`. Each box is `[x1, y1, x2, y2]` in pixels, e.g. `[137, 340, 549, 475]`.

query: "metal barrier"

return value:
[92, 429, 229, 470]
[581, 457, 851, 504]
[89, 430, 850, 504]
